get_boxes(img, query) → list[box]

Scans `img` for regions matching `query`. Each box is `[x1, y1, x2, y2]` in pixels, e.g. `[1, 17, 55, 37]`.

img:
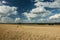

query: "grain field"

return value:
[0, 24, 60, 40]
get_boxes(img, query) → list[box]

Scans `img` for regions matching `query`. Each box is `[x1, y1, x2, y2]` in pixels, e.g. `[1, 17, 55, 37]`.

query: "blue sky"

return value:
[0, 0, 60, 23]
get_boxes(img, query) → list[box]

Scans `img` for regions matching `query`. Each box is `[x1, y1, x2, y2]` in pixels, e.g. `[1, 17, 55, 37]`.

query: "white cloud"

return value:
[0, 5, 18, 23]
[31, 6, 45, 13]
[0, 0, 60, 23]
[23, 6, 51, 21]
[23, 12, 38, 20]
[0, 5, 17, 16]
[2, 1, 7, 4]
[49, 14, 60, 19]
[15, 18, 21, 23]
[35, 0, 60, 8]
[0, 1, 19, 23]
[22, 0, 60, 23]
[1, 17, 14, 23]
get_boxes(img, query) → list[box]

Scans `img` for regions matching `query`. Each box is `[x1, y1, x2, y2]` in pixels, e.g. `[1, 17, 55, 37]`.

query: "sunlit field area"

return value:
[0, 24, 60, 40]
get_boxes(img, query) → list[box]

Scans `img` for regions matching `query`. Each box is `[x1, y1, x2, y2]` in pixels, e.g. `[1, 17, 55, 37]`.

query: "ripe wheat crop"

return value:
[0, 24, 60, 40]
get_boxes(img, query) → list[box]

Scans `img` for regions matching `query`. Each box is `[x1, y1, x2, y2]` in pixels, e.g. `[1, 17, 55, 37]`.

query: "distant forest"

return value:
[0, 23, 60, 25]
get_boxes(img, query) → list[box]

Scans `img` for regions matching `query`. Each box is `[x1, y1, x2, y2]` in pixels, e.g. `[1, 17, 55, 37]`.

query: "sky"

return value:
[0, 0, 60, 23]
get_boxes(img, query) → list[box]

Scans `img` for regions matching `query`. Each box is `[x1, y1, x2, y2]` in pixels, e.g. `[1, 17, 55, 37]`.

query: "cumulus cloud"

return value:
[0, 1, 20, 23]
[0, 5, 18, 23]
[0, 17, 14, 23]
[35, 0, 60, 8]
[23, 0, 51, 22]
[49, 14, 60, 19]
[15, 18, 21, 23]
[23, 12, 38, 20]
[23, 6, 51, 21]
[0, 0, 60, 23]
[2, 1, 7, 4]
[0, 5, 17, 17]
[22, 0, 60, 23]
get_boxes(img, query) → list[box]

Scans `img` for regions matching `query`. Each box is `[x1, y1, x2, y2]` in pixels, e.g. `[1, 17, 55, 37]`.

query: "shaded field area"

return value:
[0, 24, 60, 40]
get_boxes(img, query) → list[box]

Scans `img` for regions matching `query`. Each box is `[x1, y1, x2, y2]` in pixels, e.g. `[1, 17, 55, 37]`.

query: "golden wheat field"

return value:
[0, 24, 60, 40]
